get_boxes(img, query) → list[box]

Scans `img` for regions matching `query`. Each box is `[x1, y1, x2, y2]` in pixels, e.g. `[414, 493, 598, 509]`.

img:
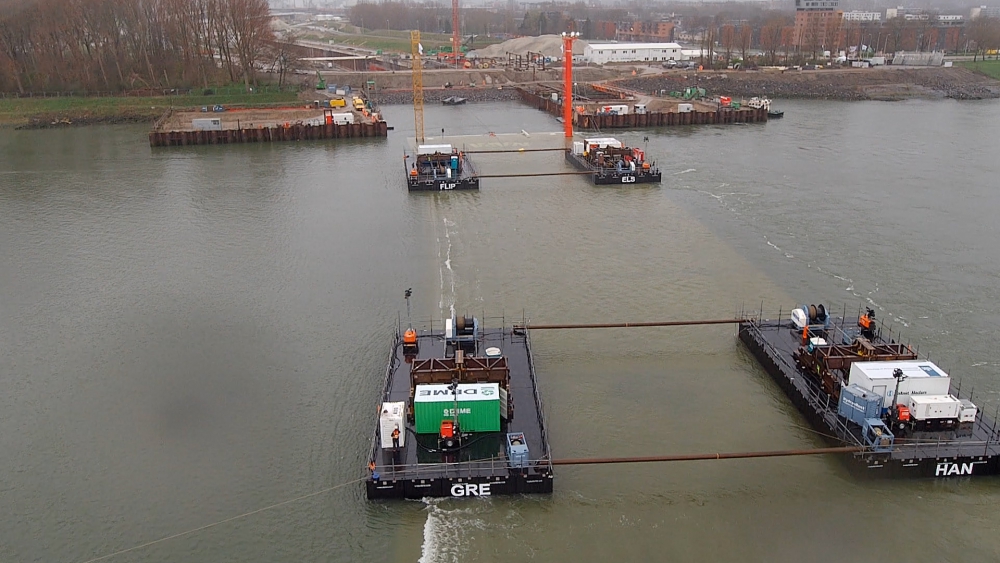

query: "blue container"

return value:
[506, 432, 529, 468]
[838, 384, 883, 426]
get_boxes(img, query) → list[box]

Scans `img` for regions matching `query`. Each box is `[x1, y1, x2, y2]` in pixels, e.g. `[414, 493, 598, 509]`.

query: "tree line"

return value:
[349, 0, 1000, 65]
[0, 0, 273, 94]
[348, 1, 628, 39]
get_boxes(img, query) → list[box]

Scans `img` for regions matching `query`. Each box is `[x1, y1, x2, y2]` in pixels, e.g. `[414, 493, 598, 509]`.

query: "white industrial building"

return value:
[842, 10, 882, 21]
[584, 43, 685, 64]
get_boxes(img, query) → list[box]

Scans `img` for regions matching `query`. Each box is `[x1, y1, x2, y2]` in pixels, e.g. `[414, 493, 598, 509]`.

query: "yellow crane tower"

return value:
[410, 30, 425, 143]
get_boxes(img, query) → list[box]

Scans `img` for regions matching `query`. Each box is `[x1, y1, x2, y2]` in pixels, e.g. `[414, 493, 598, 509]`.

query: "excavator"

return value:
[315, 71, 326, 91]
[438, 34, 479, 68]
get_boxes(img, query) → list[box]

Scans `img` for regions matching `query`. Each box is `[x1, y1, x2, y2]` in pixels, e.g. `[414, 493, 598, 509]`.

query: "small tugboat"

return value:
[565, 137, 661, 185]
[366, 309, 554, 499]
[442, 96, 467, 105]
[404, 144, 480, 191]
[740, 304, 1000, 478]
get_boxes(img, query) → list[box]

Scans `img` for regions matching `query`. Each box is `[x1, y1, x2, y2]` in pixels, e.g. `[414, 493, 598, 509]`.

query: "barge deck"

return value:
[404, 144, 480, 191]
[564, 138, 661, 185]
[366, 322, 554, 499]
[739, 309, 1000, 478]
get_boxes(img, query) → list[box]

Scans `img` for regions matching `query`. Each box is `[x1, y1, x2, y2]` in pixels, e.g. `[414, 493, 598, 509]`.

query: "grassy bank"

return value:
[0, 90, 301, 128]
[957, 60, 1000, 80]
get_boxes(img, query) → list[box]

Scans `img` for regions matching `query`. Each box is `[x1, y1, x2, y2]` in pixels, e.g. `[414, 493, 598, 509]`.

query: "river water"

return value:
[2, 99, 1000, 563]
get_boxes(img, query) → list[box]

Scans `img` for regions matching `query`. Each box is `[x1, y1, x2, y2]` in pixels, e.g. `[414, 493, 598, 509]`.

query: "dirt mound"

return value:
[468, 35, 588, 59]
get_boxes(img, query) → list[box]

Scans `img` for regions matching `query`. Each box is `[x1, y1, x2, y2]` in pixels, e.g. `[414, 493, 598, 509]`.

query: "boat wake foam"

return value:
[438, 217, 456, 319]
[417, 499, 488, 563]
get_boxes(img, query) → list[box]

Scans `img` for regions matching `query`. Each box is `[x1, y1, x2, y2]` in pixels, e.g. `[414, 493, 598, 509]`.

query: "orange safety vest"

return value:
[859, 315, 871, 329]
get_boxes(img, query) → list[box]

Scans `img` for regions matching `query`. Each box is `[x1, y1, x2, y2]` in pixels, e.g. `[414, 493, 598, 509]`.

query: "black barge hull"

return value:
[738, 315, 1000, 479]
[407, 176, 480, 191]
[366, 325, 554, 499]
[564, 151, 662, 185]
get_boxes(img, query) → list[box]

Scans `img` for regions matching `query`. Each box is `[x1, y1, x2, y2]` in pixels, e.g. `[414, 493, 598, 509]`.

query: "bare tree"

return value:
[720, 24, 736, 67]
[739, 25, 752, 65]
[760, 18, 785, 66]
[0, 0, 274, 93]
[968, 16, 1000, 61]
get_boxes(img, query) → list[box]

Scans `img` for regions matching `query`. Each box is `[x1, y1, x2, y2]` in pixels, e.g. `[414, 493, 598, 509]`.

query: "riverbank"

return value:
[958, 59, 1000, 80]
[6, 66, 999, 129]
[616, 66, 1000, 101]
[0, 91, 300, 129]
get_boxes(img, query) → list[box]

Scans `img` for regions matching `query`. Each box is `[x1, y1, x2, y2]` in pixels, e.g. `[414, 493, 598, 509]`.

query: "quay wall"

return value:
[149, 120, 388, 147]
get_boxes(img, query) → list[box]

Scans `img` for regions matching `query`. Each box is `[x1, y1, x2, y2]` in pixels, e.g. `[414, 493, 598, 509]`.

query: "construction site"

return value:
[149, 0, 772, 148]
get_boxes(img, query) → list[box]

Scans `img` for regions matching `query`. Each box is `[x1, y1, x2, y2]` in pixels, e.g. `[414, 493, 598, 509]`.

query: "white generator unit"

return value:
[417, 144, 452, 155]
[848, 360, 951, 408]
[959, 399, 978, 423]
[677, 103, 693, 113]
[599, 104, 629, 114]
[907, 395, 961, 420]
[379, 401, 406, 449]
[192, 118, 223, 131]
[572, 141, 585, 155]
[583, 137, 623, 149]
[330, 112, 354, 125]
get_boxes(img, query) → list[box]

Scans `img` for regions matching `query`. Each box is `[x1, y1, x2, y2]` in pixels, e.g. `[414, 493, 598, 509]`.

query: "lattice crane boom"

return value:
[410, 30, 425, 143]
[452, 0, 460, 69]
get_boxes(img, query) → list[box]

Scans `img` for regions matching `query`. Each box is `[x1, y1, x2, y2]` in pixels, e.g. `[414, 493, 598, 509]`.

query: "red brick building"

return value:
[793, 0, 843, 51]
[616, 21, 676, 42]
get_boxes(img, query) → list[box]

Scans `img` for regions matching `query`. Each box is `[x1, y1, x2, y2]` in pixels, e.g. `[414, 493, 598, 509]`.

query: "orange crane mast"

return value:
[562, 32, 579, 140]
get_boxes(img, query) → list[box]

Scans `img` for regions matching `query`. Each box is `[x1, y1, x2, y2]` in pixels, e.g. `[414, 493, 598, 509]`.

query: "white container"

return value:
[417, 144, 452, 155]
[959, 399, 978, 423]
[907, 395, 961, 421]
[583, 137, 622, 149]
[330, 112, 354, 125]
[551, 92, 559, 102]
[414, 382, 500, 402]
[634, 103, 647, 114]
[849, 360, 951, 407]
[192, 118, 222, 131]
[379, 401, 406, 449]
[573, 141, 584, 155]
[600, 104, 629, 114]
[677, 103, 693, 113]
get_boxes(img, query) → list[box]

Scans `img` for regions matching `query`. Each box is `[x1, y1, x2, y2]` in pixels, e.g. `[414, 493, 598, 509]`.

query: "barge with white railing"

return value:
[739, 304, 1000, 478]
[564, 137, 661, 185]
[404, 144, 479, 191]
[366, 313, 553, 499]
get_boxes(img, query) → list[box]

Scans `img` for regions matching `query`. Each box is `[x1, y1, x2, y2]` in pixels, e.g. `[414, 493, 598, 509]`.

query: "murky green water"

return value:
[2, 99, 1000, 563]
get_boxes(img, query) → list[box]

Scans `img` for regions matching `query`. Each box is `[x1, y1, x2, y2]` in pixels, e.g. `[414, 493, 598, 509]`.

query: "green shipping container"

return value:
[413, 383, 501, 434]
